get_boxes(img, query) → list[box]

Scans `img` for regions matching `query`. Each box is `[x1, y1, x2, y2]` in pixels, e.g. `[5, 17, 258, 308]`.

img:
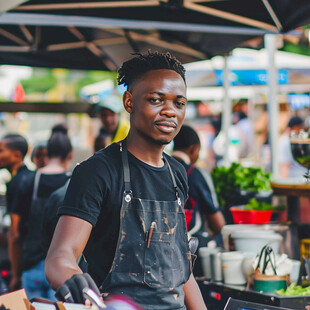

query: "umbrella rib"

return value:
[32, 26, 41, 49]
[184, 1, 278, 31]
[15, 1, 160, 10]
[47, 41, 87, 51]
[0, 45, 30, 51]
[0, 27, 28, 46]
[47, 37, 128, 51]
[129, 32, 206, 59]
[261, 0, 283, 31]
[67, 26, 118, 71]
[19, 25, 33, 43]
[124, 29, 140, 53]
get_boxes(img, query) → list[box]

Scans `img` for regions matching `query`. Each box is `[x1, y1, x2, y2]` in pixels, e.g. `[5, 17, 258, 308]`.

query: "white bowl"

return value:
[231, 230, 283, 254]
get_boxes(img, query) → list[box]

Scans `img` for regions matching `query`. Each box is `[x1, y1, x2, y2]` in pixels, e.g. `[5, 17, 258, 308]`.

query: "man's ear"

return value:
[123, 91, 133, 113]
[12, 150, 23, 162]
[188, 144, 196, 156]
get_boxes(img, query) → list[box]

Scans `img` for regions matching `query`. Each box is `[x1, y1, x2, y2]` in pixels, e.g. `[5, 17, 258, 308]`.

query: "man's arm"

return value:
[8, 213, 22, 291]
[45, 215, 92, 290]
[206, 211, 225, 235]
[183, 273, 207, 310]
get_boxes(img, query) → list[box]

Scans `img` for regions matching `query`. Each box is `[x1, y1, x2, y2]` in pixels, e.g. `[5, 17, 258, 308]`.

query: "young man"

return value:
[0, 134, 34, 291]
[45, 52, 207, 310]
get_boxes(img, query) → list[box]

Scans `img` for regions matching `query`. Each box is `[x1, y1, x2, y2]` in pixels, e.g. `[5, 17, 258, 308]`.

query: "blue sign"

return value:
[215, 69, 289, 86]
[288, 94, 310, 110]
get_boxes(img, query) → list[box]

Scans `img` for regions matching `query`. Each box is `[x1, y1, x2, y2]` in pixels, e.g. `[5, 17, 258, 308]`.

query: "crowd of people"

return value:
[0, 50, 308, 310]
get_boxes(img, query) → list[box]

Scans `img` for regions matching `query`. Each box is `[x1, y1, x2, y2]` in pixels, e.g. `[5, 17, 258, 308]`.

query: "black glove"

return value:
[55, 273, 101, 304]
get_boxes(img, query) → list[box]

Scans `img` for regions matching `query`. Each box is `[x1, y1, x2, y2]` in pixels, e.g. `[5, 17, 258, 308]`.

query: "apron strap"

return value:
[163, 153, 181, 205]
[120, 139, 132, 195]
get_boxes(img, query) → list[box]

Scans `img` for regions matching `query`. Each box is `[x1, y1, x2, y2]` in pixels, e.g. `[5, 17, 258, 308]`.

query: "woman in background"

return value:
[10, 124, 72, 300]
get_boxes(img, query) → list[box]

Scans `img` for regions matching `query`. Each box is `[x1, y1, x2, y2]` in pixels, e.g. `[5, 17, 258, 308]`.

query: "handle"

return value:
[83, 287, 106, 309]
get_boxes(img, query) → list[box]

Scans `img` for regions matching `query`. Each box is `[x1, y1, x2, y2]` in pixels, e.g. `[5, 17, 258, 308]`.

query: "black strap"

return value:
[120, 139, 131, 194]
[163, 153, 180, 201]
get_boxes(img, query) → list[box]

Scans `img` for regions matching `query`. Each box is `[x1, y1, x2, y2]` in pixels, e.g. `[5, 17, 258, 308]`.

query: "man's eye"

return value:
[149, 98, 161, 103]
[175, 101, 186, 107]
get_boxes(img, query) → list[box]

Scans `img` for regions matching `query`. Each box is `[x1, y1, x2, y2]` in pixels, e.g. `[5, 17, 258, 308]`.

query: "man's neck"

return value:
[126, 134, 165, 168]
[10, 162, 23, 177]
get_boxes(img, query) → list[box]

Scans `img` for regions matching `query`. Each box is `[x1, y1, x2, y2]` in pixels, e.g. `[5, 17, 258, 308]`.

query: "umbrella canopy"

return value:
[0, 0, 309, 70]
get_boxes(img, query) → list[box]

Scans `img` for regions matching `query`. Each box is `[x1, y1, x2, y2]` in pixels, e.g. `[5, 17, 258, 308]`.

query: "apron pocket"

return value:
[144, 232, 182, 289]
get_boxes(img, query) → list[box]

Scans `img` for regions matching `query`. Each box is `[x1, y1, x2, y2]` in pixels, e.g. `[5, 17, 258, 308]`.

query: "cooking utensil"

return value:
[82, 287, 106, 309]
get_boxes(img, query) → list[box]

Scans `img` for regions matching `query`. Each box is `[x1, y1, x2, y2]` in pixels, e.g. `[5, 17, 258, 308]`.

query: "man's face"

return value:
[0, 140, 16, 170]
[128, 69, 187, 145]
[32, 147, 48, 169]
[99, 108, 120, 134]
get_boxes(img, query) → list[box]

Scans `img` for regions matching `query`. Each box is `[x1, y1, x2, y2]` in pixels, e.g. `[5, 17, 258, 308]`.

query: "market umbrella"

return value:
[1, 0, 310, 70]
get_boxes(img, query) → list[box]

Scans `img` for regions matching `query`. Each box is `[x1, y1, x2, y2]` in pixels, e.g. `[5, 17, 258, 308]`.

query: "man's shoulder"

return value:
[78, 143, 121, 170]
[13, 165, 34, 182]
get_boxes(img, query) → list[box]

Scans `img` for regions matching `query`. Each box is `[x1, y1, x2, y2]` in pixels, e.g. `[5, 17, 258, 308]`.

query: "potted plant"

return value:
[211, 163, 273, 223]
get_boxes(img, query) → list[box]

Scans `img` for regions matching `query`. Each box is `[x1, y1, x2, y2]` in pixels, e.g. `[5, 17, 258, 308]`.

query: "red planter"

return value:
[230, 206, 273, 224]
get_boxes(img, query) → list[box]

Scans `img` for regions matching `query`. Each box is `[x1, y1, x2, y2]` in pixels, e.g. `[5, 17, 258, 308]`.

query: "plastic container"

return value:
[221, 251, 247, 285]
[198, 247, 220, 279]
[230, 206, 273, 224]
[231, 230, 283, 254]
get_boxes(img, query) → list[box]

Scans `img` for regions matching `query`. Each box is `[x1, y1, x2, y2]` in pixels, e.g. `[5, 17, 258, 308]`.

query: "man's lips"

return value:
[154, 121, 177, 133]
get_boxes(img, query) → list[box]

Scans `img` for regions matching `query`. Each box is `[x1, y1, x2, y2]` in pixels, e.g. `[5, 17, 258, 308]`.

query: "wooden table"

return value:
[271, 181, 310, 221]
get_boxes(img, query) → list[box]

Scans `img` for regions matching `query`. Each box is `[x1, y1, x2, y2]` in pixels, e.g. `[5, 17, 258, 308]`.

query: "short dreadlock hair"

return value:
[117, 51, 186, 90]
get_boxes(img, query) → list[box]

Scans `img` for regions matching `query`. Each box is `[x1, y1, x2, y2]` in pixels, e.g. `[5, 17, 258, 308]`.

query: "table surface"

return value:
[271, 181, 310, 197]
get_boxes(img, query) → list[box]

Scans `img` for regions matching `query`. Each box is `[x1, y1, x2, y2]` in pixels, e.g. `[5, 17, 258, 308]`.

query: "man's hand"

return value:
[55, 273, 100, 304]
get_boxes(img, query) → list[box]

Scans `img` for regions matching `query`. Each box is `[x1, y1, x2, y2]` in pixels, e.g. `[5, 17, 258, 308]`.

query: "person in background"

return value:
[279, 116, 307, 178]
[0, 134, 34, 291]
[172, 125, 226, 277]
[232, 99, 254, 159]
[45, 51, 206, 310]
[173, 125, 225, 236]
[93, 132, 110, 153]
[42, 130, 111, 272]
[30, 141, 48, 170]
[232, 111, 254, 159]
[97, 95, 129, 145]
[10, 124, 72, 300]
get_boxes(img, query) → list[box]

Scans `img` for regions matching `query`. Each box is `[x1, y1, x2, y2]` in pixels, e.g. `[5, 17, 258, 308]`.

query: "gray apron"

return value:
[100, 140, 191, 310]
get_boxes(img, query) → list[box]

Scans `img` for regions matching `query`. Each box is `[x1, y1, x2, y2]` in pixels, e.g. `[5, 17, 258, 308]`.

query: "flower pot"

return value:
[230, 206, 273, 224]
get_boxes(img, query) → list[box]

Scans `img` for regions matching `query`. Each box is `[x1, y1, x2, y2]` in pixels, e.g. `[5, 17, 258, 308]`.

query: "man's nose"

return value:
[160, 101, 176, 118]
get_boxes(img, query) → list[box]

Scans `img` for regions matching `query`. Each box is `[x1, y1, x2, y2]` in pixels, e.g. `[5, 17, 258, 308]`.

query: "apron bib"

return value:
[100, 140, 191, 310]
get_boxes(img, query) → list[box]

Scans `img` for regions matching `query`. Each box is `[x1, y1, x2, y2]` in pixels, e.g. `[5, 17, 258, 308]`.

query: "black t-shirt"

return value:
[58, 143, 188, 286]
[6, 165, 34, 214]
[12, 172, 70, 270]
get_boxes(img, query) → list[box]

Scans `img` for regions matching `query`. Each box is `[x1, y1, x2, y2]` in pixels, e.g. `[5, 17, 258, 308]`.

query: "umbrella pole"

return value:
[265, 34, 279, 179]
[222, 54, 232, 166]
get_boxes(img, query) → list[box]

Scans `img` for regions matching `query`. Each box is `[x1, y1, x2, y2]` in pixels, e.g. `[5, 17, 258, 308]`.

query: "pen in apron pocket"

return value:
[147, 221, 156, 248]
